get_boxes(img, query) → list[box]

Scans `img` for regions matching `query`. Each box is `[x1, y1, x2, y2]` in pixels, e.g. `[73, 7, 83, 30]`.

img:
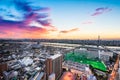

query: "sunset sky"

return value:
[0, 0, 120, 40]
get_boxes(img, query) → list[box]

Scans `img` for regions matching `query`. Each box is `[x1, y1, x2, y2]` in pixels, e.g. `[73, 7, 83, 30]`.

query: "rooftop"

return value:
[49, 54, 62, 60]
[59, 72, 75, 80]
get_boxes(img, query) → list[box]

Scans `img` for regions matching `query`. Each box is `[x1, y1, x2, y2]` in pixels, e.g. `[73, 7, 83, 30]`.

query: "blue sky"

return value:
[0, 0, 120, 39]
[39, 0, 120, 29]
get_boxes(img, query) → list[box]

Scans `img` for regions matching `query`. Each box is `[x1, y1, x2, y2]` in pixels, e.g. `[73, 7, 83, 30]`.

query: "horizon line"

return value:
[0, 38, 120, 41]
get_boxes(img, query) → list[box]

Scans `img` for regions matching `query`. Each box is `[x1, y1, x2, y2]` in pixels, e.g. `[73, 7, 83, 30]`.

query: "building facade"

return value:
[45, 54, 63, 80]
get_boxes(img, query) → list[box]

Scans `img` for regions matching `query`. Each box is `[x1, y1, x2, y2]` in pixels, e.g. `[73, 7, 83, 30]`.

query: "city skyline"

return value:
[0, 0, 120, 40]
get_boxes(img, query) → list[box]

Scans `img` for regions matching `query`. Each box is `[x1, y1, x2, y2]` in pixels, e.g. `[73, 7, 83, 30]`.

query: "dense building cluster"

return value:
[0, 40, 120, 80]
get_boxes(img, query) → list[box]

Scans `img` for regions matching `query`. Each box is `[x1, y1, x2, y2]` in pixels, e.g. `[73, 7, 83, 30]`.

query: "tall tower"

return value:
[97, 35, 100, 47]
[45, 54, 63, 80]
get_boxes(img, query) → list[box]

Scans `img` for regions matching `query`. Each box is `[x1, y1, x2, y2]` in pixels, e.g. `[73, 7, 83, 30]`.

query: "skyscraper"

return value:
[45, 54, 63, 80]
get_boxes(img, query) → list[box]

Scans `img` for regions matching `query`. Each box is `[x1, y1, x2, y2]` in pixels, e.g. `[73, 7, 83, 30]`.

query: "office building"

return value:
[0, 63, 8, 76]
[45, 54, 62, 80]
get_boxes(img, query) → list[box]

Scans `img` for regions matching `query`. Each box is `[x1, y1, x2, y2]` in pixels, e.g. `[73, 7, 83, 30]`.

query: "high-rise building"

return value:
[0, 63, 8, 76]
[45, 54, 63, 80]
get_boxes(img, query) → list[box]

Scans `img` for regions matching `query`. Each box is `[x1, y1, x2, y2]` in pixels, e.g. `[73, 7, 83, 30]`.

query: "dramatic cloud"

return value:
[0, 0, 55, 38]
[60, 28, 80, 33]
[0, 31, 6, 34]
[91, 7, 112, 16]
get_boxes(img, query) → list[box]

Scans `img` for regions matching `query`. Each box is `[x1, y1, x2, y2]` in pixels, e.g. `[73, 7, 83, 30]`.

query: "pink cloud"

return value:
[82, 21, 93, 24]
[60, 28, 80, 33]
[91, 7, 112, 16]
